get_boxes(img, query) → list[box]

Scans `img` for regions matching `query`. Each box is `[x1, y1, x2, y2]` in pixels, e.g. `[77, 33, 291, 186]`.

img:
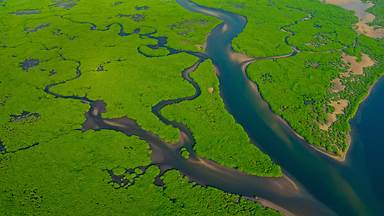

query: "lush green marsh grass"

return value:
[0, 0, 281, 215]
[0, 0, 220, 143]
[52, 51, 199, 142]
[195, 0, 384, 155]
[163, 61, 281, 176]
[0, 127, 278, 215]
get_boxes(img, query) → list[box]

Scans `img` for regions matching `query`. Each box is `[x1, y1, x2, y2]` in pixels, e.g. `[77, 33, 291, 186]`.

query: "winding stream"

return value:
[176, 0, 383, 215]
[41, 0, 384, 215]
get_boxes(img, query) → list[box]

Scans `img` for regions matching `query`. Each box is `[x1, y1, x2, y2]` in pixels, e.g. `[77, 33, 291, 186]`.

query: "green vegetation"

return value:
[2, 0, 380, 214]
[0, 0, 220, 144]
[0, 0, 281, 215]
[138, 45, 170, 57]
[195, 0, 384, 155]
[365, 0, 384, 26]
[163, 61, 281, 176]
[0, 129, 278, 215]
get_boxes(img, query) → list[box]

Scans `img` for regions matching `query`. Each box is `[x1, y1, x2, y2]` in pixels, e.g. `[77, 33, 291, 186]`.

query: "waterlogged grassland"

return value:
[195, 0, 384, 155]
[0, 0, 281, 215]
[1, 0, 216, 51]
[53, 52, 199, 142]
[0, 0, 222, 142]
[163, 61, 281, 176]
[0, 129, 278, 215]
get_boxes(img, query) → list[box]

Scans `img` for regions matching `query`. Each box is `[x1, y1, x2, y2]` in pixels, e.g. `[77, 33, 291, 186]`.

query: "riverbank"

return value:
[0, 0, 281, 215]
[193, 1, 383, 214]
[242, 58, 349, 162]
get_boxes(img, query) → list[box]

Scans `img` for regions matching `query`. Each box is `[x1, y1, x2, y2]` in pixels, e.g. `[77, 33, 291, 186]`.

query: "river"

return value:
[52, 0, 384, 215]
[176, 0, 384, 215]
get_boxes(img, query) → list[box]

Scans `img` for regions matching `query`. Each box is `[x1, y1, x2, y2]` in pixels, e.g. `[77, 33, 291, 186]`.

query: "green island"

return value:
[1, 0, 383, 215]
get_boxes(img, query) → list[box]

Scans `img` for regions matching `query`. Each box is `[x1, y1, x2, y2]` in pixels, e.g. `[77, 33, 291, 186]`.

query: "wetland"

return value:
[1, 0, 383, 215]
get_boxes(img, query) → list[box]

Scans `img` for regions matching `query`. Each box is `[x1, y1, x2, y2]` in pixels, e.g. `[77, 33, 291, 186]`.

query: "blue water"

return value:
[178, 0, 384, 215]
[349, 77, 384, 203]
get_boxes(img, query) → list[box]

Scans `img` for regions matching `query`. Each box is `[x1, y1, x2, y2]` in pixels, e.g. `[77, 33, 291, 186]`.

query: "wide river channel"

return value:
[176, 0, 384, 215]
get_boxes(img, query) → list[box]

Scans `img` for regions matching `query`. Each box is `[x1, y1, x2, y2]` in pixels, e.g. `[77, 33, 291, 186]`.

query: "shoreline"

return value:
[240, 58, 348, 162]
[239, 55, 383, 163]
[290, 75, 383, 163]
[245, 196, 295, 216]
[342, 77, 382, 159]
[190, 0, 382, 214]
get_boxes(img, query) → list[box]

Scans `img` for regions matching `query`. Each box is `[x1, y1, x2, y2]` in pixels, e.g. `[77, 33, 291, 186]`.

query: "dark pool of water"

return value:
[0, 139, 6, 153]
[20, 59, 40, 71]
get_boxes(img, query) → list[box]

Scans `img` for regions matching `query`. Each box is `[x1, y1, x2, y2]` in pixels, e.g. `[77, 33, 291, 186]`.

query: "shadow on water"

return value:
[177, 0, 384, 215]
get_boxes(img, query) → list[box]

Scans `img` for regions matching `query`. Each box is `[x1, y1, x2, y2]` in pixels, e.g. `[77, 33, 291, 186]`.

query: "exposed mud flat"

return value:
[331, 78, 345, 93]
[81, 97, 321, 215]
[229, 52, 253, 63]
[320, 99, 349, 131]
[342, 53, 375, 76]
[326, 52, 374, 129]
[323, 0, 384, 38]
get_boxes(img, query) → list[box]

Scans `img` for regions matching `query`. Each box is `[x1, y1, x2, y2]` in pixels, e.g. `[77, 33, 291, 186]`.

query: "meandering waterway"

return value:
[42, 0, 383, 214]
[177, 0, 384, 215]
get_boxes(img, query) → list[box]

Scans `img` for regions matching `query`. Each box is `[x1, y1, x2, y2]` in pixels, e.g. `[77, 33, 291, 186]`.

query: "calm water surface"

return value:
[178, 0, 384, 215]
